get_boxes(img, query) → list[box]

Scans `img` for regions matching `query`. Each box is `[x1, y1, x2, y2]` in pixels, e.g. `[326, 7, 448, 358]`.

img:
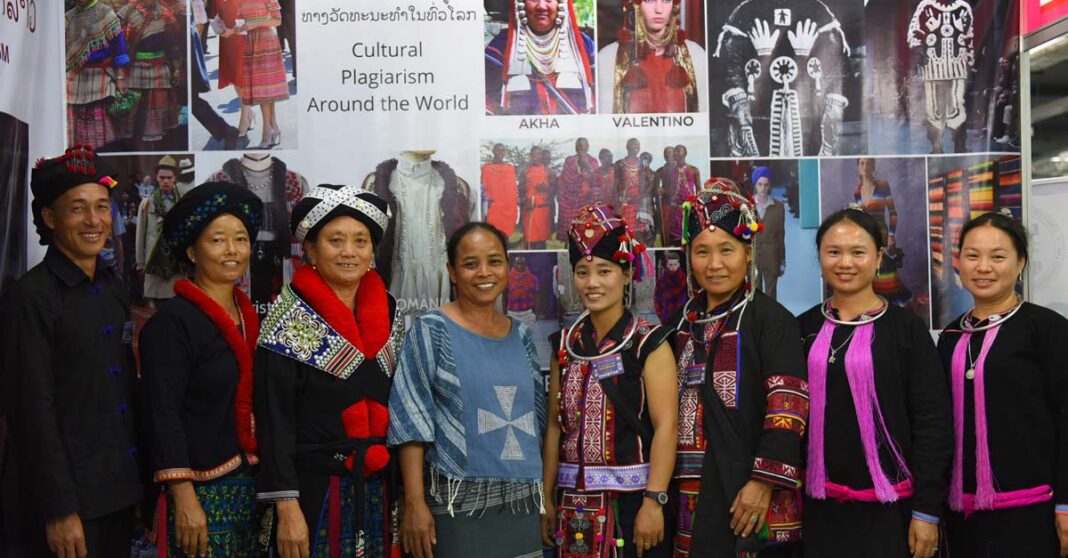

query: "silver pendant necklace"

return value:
[828, 327, 857, 364]
[965, 338, 978, 380]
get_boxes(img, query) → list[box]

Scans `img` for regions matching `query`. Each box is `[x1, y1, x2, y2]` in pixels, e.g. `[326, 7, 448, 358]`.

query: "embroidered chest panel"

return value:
[558, 320, 654, 467]
[259, 287, 403, 380]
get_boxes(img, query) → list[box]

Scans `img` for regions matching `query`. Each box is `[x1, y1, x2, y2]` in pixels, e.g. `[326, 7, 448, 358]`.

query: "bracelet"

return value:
[1055, 505, 1068, 515]
[911, 511, 940, 525]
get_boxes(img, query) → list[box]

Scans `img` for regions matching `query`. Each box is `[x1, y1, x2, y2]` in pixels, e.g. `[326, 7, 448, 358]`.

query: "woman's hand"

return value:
[402, 496, 436, 558]
[908, 518, 938, 557]
[633, 499, 665, 557]
[1056, 513, 1068, 557]
[275, 499, 310, 558]
[220, 28, 235, 38]
[729, 479, 772, 538]
[170, 482, 208, 557]
[540, 495, 558, 548]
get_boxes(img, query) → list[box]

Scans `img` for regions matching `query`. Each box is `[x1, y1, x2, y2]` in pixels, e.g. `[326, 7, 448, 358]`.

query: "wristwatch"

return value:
[644, 490, 669, 506]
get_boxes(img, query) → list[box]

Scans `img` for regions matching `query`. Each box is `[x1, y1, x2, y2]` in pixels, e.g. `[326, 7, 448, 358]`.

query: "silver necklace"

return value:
[564, 310, 639, 362]
[819, 296, 888, 326]
[960, 300, 1022, 333]
[828, 327, 857, 364]
[965, 337, 978, 380]
[677, 289, 751, 326]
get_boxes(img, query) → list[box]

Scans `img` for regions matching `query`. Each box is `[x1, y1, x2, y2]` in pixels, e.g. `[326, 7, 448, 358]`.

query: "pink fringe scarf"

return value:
[948, 326, 1000, 512]
[806, 319, 912, 502]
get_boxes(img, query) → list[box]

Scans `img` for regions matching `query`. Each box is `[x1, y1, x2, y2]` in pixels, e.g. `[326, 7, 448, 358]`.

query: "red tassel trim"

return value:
[174, 279, 260, 455]
[621, 65, 649, 89]
[666, 64, 692, 88]
[291, 265, 391, 357]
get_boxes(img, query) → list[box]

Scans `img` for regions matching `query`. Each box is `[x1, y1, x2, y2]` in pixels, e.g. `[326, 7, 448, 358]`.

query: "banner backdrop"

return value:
[12, 0, 1025, 367]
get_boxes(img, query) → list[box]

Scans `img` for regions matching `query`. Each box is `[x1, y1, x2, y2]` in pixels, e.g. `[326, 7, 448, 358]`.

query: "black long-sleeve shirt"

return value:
[937, 303, 1068, 505]
[0, 247, 142, 523]
[798, 303, 953, 516]
[140, 295, 249, 482]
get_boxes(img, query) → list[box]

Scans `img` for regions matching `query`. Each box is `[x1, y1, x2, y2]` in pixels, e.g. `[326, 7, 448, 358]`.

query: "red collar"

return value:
[291, 264, 391, 357]
[174, 279, 260, 455]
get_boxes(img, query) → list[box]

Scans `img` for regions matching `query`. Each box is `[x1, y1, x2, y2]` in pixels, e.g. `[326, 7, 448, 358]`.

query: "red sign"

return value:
[1024, 0, 1068, 34]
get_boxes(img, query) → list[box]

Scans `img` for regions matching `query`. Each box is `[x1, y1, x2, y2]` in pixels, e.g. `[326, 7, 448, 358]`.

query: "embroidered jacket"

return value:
[254, 266, 403, 524]
[667, 291, 808, 556]
[550, 313, 671, 493]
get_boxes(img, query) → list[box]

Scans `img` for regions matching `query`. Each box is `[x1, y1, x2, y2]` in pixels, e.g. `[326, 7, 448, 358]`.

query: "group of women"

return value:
[140, 176, 1067, 558]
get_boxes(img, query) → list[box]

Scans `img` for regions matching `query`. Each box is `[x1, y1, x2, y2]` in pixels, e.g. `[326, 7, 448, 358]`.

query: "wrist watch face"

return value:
[646, 490, 668, 505]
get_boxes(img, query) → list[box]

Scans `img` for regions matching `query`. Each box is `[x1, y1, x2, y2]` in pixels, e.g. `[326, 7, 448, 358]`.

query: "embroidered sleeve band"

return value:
[752, 456, 802, 489]
[763, 375, 810, 436]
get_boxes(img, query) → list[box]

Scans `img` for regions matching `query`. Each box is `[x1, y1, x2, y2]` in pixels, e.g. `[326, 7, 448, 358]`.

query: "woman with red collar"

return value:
[255, 185, 403, 558]
[141, 182, 264, 556]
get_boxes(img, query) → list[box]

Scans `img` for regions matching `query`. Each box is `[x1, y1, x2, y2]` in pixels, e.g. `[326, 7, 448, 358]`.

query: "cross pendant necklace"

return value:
[828, 327, 858, 364]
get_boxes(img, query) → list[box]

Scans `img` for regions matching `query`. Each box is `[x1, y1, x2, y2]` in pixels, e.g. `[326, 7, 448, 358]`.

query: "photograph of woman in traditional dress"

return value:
[597, 0, 708, 114]
[484, 0, 597, 115]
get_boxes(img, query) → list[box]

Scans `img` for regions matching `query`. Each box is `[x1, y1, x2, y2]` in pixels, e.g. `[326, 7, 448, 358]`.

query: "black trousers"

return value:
[192, 95, 230, 141]
[16, 506, 135, 558]
[944, 502, 1059, 558]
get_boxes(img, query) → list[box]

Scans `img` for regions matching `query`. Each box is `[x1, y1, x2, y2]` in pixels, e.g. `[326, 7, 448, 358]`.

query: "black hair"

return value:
[816, 208, 884, 251]
[958, 211, 1028, 262]
[446, 222, 509, 266]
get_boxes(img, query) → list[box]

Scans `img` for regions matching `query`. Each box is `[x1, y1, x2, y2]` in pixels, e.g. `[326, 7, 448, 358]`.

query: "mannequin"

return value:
[362, 150, 473, 314]
[213, 153, 307, 316]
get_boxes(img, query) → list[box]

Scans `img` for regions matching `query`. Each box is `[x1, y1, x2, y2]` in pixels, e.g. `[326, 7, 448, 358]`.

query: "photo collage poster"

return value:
[55, 0, 1022, 367]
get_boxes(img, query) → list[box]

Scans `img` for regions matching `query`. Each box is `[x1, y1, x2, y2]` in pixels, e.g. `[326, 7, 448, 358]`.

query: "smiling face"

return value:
[524, 0, 559, 35]
[188, 213, 251, 287]
[573, 256, 630, 314]
[42, 183, 113, 264]
[640, 0, 674, 36]
[493, 143, 506, 162]
[448, 228, 509, 306]
[688, 226, 750, 308]
[626, 138, 641, 157]
[304, 216, 375, 293]
[959, 224, 1026, 308]
[818, 219, 882, 298]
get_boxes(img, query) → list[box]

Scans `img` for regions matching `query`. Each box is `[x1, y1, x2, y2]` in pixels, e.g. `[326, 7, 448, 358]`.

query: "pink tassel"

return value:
[948, 333, 969, 511]
[807, 320, 911, 502]
[948, 327, 1002, 511]
[805, 320, 835, 499]
[844, 323, 911, 502]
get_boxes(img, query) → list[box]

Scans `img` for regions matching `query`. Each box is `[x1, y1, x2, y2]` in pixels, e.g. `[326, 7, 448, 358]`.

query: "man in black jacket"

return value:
[1, 147, 142, 558]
